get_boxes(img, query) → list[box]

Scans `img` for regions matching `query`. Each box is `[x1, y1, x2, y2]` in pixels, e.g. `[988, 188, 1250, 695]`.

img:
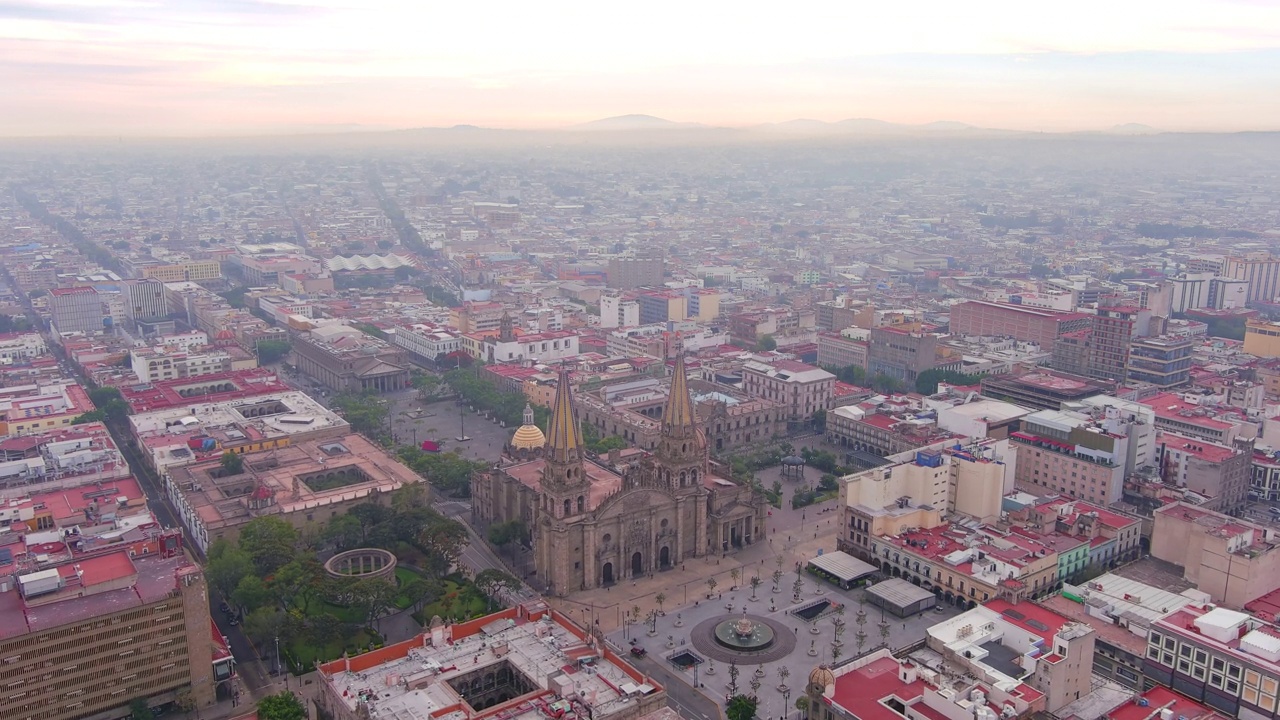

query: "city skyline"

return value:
[3, 0, 1280, 136]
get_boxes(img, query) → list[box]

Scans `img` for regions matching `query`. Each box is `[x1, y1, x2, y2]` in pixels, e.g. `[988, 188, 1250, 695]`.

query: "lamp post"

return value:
[274, 634, 280, 676]
[783, 688, 791, 720]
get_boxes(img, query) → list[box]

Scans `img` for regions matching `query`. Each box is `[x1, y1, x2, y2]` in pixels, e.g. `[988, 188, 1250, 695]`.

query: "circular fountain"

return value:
[712, 613, 776, 651]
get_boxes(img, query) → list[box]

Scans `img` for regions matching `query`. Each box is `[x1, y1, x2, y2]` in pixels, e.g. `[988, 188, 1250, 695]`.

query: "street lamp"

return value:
[783, 688, 791, 720]
[274, 635, 280, 676]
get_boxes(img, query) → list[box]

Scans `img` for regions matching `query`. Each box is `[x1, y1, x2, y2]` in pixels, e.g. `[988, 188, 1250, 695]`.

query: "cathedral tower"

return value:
[541, 368, 588, 517]
[656, 353, 706, 491]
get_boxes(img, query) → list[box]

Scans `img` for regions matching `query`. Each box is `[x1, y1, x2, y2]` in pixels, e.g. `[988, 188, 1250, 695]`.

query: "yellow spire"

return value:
[545, 367, 582, 463]
[662, 354, 697, 435]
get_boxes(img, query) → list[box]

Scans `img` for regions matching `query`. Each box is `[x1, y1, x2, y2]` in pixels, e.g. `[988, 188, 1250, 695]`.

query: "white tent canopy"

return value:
[807, 551, 877, 583]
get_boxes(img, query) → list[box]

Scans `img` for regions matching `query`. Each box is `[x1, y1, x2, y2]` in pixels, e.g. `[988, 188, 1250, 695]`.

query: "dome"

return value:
[510, 423, 546, 451]
[808, 665, 836, 690]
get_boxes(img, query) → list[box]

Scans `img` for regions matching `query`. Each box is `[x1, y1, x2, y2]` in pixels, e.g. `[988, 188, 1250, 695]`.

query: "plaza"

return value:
[602, 572, 969, 720]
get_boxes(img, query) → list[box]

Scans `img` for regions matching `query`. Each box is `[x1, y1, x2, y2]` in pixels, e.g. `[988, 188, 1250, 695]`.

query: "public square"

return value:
[603, 572, 968, 720]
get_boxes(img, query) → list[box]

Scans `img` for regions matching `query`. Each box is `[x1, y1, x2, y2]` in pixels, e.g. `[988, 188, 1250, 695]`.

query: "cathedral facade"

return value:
[471, 356, 767, 596]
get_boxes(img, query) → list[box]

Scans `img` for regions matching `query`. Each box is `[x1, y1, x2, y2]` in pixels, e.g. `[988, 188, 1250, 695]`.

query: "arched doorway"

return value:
[631, 552, 643, 577]
[602, 562, 614, 585]
[659, 546, 671, 569]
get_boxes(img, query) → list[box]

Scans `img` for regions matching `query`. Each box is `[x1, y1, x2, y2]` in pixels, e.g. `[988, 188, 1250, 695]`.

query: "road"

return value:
[625, 650, 722, 720]
[436, 499, 538, 605]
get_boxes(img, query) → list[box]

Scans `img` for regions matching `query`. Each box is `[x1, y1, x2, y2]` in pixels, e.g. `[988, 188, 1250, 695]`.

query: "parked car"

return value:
[630, 647, 647, 658]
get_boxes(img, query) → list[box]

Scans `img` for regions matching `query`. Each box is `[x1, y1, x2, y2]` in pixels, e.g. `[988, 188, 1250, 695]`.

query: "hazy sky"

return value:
[3, 0, 1280, 136]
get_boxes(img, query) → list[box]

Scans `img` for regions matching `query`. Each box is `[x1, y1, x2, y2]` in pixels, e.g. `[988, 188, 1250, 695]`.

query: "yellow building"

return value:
[1244, 319, 1280, 357]
[140, 260, 222, 283]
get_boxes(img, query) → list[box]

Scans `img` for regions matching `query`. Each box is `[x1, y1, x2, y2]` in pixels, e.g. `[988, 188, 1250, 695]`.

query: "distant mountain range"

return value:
[563, 114, 1163, 136]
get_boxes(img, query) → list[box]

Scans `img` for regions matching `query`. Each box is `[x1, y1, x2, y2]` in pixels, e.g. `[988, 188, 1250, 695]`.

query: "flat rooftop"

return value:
[320, 606, 659, 720]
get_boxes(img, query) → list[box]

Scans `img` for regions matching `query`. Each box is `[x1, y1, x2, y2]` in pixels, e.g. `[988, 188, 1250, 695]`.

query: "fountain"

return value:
[713, 610, 777, 651]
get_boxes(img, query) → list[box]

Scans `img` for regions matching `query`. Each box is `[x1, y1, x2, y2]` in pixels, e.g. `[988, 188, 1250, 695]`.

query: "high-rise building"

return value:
[123, 278, 168, 328]
[0, 541, 217, 720]
[48, 286, 104, 336]
[1224, 253, 1280, 304]
[1127, 334, 1194, 388]
[1012, 406, 1154, 505]
[598, 293, 639, 328]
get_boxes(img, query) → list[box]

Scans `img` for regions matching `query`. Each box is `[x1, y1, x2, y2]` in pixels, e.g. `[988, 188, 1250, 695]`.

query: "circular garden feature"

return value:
[324, 548, 397, 582]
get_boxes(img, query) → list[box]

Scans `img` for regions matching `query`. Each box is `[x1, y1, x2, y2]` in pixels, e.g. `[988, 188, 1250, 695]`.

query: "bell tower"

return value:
[540, 367, 588, 518]
[498, 310, 516, 343]
[655, 353, 706, 492]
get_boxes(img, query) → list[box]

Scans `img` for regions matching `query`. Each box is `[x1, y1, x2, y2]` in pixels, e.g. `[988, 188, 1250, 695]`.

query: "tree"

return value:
[749, 575, 762, 600]
[205, 541, 254, 598]
[730, 568, 740, 587]
[707, 577, 718, 596]
[914, 368, 986, 395]
[474, 568, 518, 610]
[726, 694, 757, 720]
[325, 514, 363, 551]
[129, 698, 153, 720]
[175, 686, 197, 717]
[812, 408, 827, 433]
[796, 697, 811, 718]
[232, 575, 273, 612]
[757, 335, 777, 352]
[351, 578, 397, 628]
[257, 690, 307, 720]
[220, 450, 244, 476]
[416, 515, 469, 576]
[256, 339, 291, 364]
[727, 661, 740, 696]
[243, 607, 287, 649]
[332, 391, 390, 438]
[270, 556, 325, 613]
[238, 516, 299, 575]
[655, 592, 666, 613]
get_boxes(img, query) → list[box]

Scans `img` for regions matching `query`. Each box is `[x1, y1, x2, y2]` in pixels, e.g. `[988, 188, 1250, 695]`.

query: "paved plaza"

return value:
[603, 574, 968, 720]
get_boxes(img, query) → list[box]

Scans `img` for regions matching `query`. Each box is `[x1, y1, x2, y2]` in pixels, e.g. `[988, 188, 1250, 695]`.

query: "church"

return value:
[471, 355, 768, 596]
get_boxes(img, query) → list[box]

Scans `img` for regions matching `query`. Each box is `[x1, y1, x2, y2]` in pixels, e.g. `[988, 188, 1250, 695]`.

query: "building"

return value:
[803, 649, 1045, 720]
[740, 359, 835, 427]
[164, 433, 424, 552]
[462, 316, 581, 365]
[0, 381, 95, 437]
[1141, 392, 1254, 446]
[1156, 432, 1253, 513]
[117, 369, 291, 413]
[870, 522, 1063, 607]
[1040, 573, 1200, 691]
[817, 331, 869, 370]
[390, 323, 462, 364]
[0, 422, 130, 492]
[927, 599, 1096, 713]
[1090, 305, 1151, 382]
[607, 255, 664, 289]
[1224, 253, 1280, 304]
[122, 278, 168, 329]
[1145, 602, 1280, 719]
[840, 442, 1011, 560]
[1151, 502, 1280, 607]
[452, 301, 506, 334]
[635, 290, 687, 325]
[1244, 320, 1280, 358]
[129, 347, 232, 384]
[1100, 685, 1232, 720]
[598, 293, 640, 329]
[1013, 497, 1143, 569]
[826, 405, 965, 458]
[1128, 335, 1194, 388]
[137, 259, 222, 283]
[0, 544, 217, 720]
[471, 357, 767, 594]
[1011, 408, 1153, 506]
[128, 390, 348, 472]
[949, 301, 1092, 347]
[292, 325, 410, 393]
[317, 605, 666, 720]
[49, 286, 104, 336]
[0, 332, 47, 365]
[867, 325, 948, 384]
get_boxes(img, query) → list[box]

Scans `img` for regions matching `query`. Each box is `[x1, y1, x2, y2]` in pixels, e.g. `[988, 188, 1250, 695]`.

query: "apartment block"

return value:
[1151, 502, 1280, 608]
[598, 293, 640, 329]
[1011, 407, 1154, 506]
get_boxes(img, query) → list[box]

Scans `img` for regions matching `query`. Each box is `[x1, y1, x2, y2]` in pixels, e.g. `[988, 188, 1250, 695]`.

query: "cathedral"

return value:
[471, 355, 768, 596]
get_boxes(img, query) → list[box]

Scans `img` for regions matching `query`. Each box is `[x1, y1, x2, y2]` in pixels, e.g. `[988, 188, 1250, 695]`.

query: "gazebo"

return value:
[781, 454, 806, 480]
